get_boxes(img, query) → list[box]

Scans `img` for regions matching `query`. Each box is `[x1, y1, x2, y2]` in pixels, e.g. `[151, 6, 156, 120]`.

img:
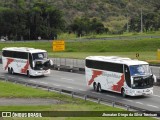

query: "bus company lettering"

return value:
[102, 72, 121, 79]
[14, 59, 27, 63]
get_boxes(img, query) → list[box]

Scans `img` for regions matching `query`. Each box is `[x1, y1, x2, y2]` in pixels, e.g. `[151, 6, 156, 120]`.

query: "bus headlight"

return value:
[132, 84, 136, 88]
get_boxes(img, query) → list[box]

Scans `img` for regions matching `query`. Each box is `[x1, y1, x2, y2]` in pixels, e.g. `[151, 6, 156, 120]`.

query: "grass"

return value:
[1, 38, 160, 53]
[0, 81, 155, 120]
[0, 37, 160, 63]
[49, 51, 156, 60]
[58, 31, 160, 39]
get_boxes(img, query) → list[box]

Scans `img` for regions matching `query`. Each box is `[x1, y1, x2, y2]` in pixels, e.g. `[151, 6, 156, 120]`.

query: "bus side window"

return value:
[124, 65, 131, 87]
[29, 53, 33, 69]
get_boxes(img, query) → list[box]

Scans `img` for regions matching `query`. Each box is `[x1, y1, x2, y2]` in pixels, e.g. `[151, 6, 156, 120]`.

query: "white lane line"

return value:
[61, 78, 74, 81]
[40, 82, 48, 85]
[147, 104, 159, 109]
[105, 94, 116, 98]
[9, 76, 15, 79]
[30, 80, 36, 82]
[78, 89, 85, 91]
[135, 102, 143, 105]
[53, 84, 61, 87]
[152, 94, 160, 98]
[67, 87, 73, 89]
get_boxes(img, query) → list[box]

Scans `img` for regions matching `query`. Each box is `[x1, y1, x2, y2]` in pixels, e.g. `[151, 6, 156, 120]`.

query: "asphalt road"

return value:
[0, 66, 160, 112]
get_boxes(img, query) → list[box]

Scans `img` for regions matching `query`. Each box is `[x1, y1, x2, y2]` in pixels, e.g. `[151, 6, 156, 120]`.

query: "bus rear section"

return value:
[85, 56, 155, 97]
[2, 47, 53, 77]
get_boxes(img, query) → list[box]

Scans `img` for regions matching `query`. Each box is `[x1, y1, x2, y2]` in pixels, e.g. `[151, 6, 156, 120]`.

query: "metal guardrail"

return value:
[51, 58, 85, 74]
[0, 75, 159, 118]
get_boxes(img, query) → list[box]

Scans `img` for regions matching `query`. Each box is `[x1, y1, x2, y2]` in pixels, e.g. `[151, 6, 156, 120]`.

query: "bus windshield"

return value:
[129, 64, 151, 76]
[32, 52, 48, 60]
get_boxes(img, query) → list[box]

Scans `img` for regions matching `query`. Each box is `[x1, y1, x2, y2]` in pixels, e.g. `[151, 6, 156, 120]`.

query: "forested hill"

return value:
[1, 0, 160, 25]
[0, 0, 160, 40]
[49, 0, 160, 22]
[50, 0, 160, 33]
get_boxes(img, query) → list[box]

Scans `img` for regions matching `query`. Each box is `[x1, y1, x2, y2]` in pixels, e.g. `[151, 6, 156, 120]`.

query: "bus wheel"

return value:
[93, 82, 97, 91]
[97, 83, 102, 92]
[8, 68, 11, 74]
[11, 68, 14, 75]
[27, 71, 31, 78]
[121, 88, 126, 98]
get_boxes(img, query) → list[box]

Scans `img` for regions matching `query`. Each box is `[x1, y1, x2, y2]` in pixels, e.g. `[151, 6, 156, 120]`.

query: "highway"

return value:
[0, 65, 160, 112]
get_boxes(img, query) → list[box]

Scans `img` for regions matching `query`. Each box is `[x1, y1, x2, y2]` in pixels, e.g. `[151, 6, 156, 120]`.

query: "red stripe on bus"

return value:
[21, 61, 29, 73]
[5, 58, 14, 70]
[88, 70, 102, 85]
[112, 74, 125, 92]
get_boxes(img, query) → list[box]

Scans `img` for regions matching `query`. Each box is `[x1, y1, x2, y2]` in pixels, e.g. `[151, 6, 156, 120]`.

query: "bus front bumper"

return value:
[31, 69, 50, 76]
[126, 88, 153, 96]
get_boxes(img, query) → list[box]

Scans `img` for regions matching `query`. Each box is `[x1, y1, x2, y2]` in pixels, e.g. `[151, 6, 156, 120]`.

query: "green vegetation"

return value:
[0, 0, 160, 39]
[0, 38, 160, 61]
[49, 52, 156, 61]
[0, 81, 155, 120]
[0, 1, 64, 40]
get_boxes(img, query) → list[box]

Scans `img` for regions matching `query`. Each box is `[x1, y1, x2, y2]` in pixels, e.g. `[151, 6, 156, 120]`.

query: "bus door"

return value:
[29, 53, 33, 69]
[124, 65, 131, 88]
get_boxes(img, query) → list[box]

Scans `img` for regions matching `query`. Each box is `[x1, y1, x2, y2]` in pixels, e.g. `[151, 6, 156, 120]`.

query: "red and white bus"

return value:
[85, 56, 156, 97]
[2, 47, 53, 77]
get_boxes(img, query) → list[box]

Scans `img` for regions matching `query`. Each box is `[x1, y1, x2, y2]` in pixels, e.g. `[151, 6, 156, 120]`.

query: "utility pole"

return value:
[126, 13, 129, 32]
[140, 9, 143, 33]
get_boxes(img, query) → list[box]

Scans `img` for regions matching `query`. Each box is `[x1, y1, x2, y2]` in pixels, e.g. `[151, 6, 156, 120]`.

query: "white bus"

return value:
[2, 47, 53, 77]
[85, 56, 156, 97]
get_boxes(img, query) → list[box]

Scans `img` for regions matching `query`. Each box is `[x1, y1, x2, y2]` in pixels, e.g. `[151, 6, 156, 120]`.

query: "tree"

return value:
[0, 1, 65, 40]
[69, 17, 106, 36]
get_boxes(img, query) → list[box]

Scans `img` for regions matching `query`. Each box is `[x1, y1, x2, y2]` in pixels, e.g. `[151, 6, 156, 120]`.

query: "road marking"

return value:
[53, 84, 61, 87]
[30, 80, 36, 82]
[61, 78, 74, 81]
[9, 76, 15, 79]
[105, 94, 116, 98]
[40, 82, 48, 85]
[78, 89, 85, 91]
[147, 104, 159, 109]
[136, 102, 143, 105]
[152, 94, 160, 98]
[67, 87, 73, 89]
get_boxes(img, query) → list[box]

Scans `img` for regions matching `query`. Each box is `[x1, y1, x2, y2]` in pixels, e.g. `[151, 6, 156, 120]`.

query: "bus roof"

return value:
[2, 47, 46, 53]
[86, 56, 148, 66]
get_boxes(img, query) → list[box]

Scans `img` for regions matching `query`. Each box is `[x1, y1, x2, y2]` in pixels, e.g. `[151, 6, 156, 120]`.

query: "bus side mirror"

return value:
[32, 61, 35, 68]
[49, 59, 53, 66]
[153, 74, 157, 83]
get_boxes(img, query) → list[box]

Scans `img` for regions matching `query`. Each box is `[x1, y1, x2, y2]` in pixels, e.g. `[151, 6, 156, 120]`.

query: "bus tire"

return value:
[27, 71, 31, 78]
[8, 68, 11, 74]
[11, 68, 14, 75]
[121, 88, 127, 98]
[93, 82, 97, 91]
[97, 83, 102, 92]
